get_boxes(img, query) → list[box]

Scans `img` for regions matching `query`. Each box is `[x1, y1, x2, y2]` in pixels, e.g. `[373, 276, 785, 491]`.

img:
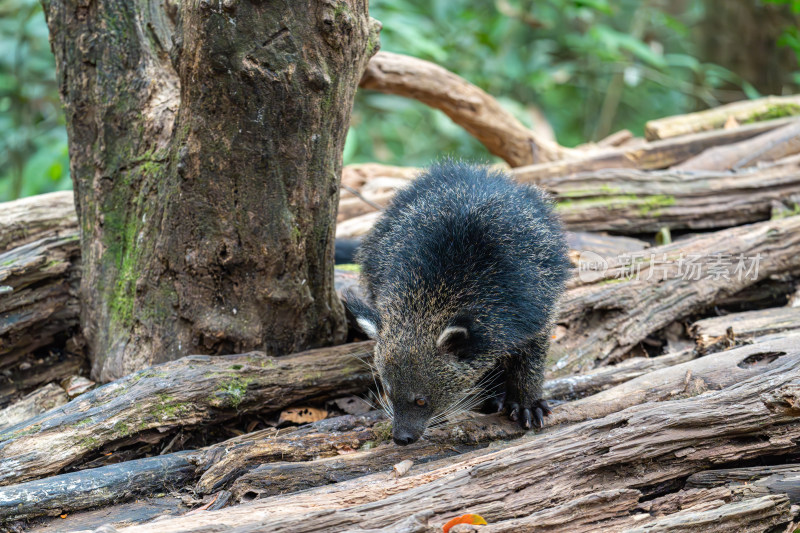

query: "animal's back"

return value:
[357, 161, 569, 342]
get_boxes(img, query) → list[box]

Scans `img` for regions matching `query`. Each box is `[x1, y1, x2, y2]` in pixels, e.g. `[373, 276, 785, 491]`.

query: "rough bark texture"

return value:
[359, 52, 571, 167]
[550, 215, 800, 375]
[0, 342, 373, 486]
[42, 0, 379, 381]
[673, 121, 800, 171]
[690, 307, 800, 353]
[538, 159, 800, 233]
[645, 95, 800, 140]
[513, 117, 798, 182]
[0, 191, 77, 252]
[109, 355, 800, 533]
[0, 233, 80, 367]
[0, 383, 67, 431]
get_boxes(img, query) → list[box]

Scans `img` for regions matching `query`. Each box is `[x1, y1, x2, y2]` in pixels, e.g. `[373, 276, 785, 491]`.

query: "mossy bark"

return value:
[41, 0, 380, 380]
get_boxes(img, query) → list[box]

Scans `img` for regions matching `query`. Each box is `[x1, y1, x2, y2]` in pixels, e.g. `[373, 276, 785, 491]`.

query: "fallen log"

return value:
[551, 214, 800, 375]
[0, 451, 198, 522]
[542, 348, 694, 401]
[0, 342, 374, 486]
[690, 306, 800, 353]
[645, 94, 800, 140]
[673, 120, 800, 171]
[339, 157, 800, 235]
[111, 352, 800, 533]
[0, 383, 67, 431]
[191, 337, 793, 503]
[0, 351, 84, 407]
[4, 335, 791, 523]
[0, 233, 81, 368]
[513, 117, 799, 182]
[534, 158, 800, 233]
[686, 464, 800, 503]
[0, 191, 76, 252]
[359, 52, 571, 167]
[550, 334, 799, 425]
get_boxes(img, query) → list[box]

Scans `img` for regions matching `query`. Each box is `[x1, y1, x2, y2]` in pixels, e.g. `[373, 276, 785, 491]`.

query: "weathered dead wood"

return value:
[336, 211, 382, 239]
[542, 349, 694, 401]
[0, 351, 84, 407]
[0, 383, 67, 431]
[0, 451, 198, 522]
[551, 215, 800, 375]
[222, 412, 525, 501]
[687, 464, 800, 504]
[533, 159, 800, 233]
[340, 163, 419, 191]
[0, 233, 81, 367]
[550, 334, 799, 425]
[674, 121, 800, 171]
[338, 159, 800, 235]
[194, 412, 390, 494]
[690, 307, 800, 353]
[174, 339, 794, 507]
[513, 117, 799, 182]
[565, 231, 648, 261]
[0, 342, 374, 486]
[111, 354, 800, 533]
[645, 94, 800, 140]
[715, 275, 798, 312]
[623, 495, 792, 533]
[0, 191, 76, 253]
[472, 493, 790, 533]
[359, 52, 572, 167]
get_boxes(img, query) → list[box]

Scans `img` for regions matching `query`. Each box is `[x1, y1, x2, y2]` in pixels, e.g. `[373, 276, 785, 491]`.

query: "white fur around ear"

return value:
[436, 326, 469, 349]
[356, 317, 379, 339]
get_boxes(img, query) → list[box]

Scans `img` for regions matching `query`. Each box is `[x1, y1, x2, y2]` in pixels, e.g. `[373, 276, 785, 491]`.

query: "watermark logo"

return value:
[576, 252, 763, 283]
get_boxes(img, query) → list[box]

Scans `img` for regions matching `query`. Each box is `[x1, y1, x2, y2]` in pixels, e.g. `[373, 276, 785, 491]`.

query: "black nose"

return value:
[392, 431, 418, 446]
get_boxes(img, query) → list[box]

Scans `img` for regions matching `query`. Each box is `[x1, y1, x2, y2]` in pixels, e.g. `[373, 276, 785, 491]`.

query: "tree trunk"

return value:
[41, 0, 380, 381]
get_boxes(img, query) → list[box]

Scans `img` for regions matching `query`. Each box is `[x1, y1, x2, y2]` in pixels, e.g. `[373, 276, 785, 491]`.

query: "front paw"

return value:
[507, 398, 552, 430]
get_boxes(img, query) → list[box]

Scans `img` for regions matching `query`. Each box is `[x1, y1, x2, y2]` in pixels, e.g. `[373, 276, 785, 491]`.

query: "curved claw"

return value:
[506, 398, 552, 430]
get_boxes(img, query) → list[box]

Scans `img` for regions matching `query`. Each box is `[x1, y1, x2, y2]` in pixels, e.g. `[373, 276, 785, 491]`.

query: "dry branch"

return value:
[674, 120, 800, 171]
[550, 214, 800, 375]
[645, 94, 800, 140]
[690, 306, 800, 353]
[359, 52, 571, 166]
[513, 117, 798, 182]
[0, 342, 374, 486]
[112, 352, 800, 533]
[0, 451, 197, 522]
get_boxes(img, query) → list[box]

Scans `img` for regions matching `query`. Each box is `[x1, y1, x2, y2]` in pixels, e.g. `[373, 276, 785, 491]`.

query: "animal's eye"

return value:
[415, 397, 428, 407]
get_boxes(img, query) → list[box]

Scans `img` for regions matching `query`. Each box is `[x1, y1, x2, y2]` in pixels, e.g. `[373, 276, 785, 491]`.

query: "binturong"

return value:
[344, 161, 571, 446]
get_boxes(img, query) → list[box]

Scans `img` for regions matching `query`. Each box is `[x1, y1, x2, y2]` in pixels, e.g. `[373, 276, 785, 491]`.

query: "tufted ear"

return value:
[343, 289, 381, 339]
[436, 314, 474, 359]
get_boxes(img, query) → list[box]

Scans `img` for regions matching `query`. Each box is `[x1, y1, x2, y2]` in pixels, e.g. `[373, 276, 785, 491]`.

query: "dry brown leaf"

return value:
[723, 115, 740, 129]
[278, 406, 327, 425]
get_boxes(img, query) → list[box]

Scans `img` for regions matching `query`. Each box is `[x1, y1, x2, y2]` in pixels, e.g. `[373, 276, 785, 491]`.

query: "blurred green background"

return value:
[2, 0, 799, 201]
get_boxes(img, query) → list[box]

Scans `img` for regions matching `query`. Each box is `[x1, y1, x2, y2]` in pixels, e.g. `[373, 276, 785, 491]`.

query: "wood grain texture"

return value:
[111, 355, 800, 533]
[0, 342, 374, 486]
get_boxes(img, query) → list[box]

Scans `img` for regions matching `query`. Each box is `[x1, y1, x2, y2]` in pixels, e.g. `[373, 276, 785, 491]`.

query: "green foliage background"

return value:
[2, 0, 798, 201]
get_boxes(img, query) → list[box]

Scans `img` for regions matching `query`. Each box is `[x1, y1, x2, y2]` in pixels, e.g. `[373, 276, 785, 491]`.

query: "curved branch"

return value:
[359, 52, 572, 167]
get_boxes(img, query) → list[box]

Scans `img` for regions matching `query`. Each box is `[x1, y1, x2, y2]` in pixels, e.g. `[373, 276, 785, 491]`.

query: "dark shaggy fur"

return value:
[345, 161, 570, 445]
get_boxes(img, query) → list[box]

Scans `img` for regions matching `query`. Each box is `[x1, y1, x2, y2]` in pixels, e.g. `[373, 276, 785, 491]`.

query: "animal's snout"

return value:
[392, 429, 420, 446]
